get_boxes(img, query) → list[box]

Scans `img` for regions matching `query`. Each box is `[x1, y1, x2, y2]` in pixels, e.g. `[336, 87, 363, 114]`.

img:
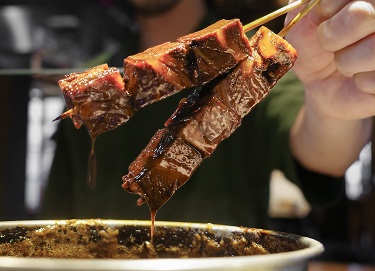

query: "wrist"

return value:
[290, 103, 372, 177]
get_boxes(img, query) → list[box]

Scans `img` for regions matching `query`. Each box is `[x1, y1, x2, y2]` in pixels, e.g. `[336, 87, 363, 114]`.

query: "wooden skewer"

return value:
[278, 0, 321, 37]
[55, 0, 319, 123]
[53, 108, 74, 122]
[243, 0, 311, 33]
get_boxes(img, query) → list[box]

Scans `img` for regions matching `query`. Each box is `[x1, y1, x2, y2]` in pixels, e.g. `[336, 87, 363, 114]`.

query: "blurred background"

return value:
[0, 0, 374, 265]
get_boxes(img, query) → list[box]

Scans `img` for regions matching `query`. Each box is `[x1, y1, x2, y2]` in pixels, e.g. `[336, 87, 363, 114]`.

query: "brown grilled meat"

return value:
[124, 19, 251, 110]
[58, 19, 250, 137]
[58, 64, 133, 138]
[122, 26, 298, 213]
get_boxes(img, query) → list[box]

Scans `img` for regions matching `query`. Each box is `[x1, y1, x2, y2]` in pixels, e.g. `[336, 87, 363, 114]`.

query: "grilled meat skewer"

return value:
[58, 19, 251, 137]
[122, 26, 298, 213]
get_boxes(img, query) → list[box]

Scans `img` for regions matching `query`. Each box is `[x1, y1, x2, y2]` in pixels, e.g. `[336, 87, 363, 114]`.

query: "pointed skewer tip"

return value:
[53, 108, 74, 122]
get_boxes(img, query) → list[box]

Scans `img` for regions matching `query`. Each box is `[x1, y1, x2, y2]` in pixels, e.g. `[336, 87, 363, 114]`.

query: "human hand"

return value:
[286, 0, 375, 120]
[286, 0, 375, 176]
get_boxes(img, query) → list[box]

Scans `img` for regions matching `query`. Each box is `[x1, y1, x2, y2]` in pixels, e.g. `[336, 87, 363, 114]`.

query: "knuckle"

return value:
[334, 52, 353, 76]
[354, 72, 375, 93]
[316, 0, 337, 19]
[316, 23, 336, 52]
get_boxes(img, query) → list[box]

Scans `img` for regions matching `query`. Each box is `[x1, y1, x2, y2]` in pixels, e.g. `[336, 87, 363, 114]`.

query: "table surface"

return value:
[309, 262, 375, 271]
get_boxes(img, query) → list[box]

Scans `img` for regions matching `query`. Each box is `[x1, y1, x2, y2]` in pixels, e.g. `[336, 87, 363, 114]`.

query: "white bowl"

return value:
[0, 219, 323, 271]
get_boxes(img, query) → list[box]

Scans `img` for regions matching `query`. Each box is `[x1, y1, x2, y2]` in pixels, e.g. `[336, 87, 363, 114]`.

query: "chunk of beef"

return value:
[212, 27, 297, 118]
[122, 26, 298, 212]
[58, 19, 251, 136]
[124, 19, 251, 109]
[58, 64, 133, 137]
[250, 26, 297, 88]
[122, 129, 203, 211]
[167, 94, 242, 157]
[123, 42, 190, 109]
[177, 19, 251, 84]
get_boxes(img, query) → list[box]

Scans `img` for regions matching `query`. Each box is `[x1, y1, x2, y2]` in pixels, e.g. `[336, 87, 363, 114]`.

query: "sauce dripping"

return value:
[87, 135, 97, 189]
[150, 210, 157, 244]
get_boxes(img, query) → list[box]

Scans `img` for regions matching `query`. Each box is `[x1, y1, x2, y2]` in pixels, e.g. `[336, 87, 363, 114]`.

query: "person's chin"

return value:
[129, 0, 181, 16]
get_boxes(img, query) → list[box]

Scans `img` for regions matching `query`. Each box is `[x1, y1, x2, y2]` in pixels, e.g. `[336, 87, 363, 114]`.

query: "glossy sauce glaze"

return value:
[58, 64, 132, 188]
[122, 27, 298, 229]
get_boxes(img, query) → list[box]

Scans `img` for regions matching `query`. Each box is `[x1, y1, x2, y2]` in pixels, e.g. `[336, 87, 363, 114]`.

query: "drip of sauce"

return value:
[87, 136, 97, 189]
[150, 210, 157, 244]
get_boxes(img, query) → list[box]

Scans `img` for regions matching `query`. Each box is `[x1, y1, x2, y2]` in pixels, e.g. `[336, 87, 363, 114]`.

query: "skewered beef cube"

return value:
[167, 94, 241, 157]
[124, 42, 190, 109]
[122, 129, 203, 211]
[178, 19, 251, 84]
[250, 26, 297, 88]
[212, 56, 266, 118]
[214, 27, 298, 118]
[123, 19, 251, 110]
[122, 26, 298, 213]
[58, 64, 133, 137]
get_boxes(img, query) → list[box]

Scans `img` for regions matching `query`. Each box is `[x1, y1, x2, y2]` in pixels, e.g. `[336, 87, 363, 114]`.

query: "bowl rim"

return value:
[0, 219, 324, 271]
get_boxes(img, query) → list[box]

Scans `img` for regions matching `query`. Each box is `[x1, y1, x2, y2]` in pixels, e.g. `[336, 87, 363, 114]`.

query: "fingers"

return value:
[334, 33, 375, 76]
[354, 71, 375, 93]
[313, 0, 350, 21]
[315, 0, 375, 93]
[317, 0, 375, 52]
[286, 0, 375, 93]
